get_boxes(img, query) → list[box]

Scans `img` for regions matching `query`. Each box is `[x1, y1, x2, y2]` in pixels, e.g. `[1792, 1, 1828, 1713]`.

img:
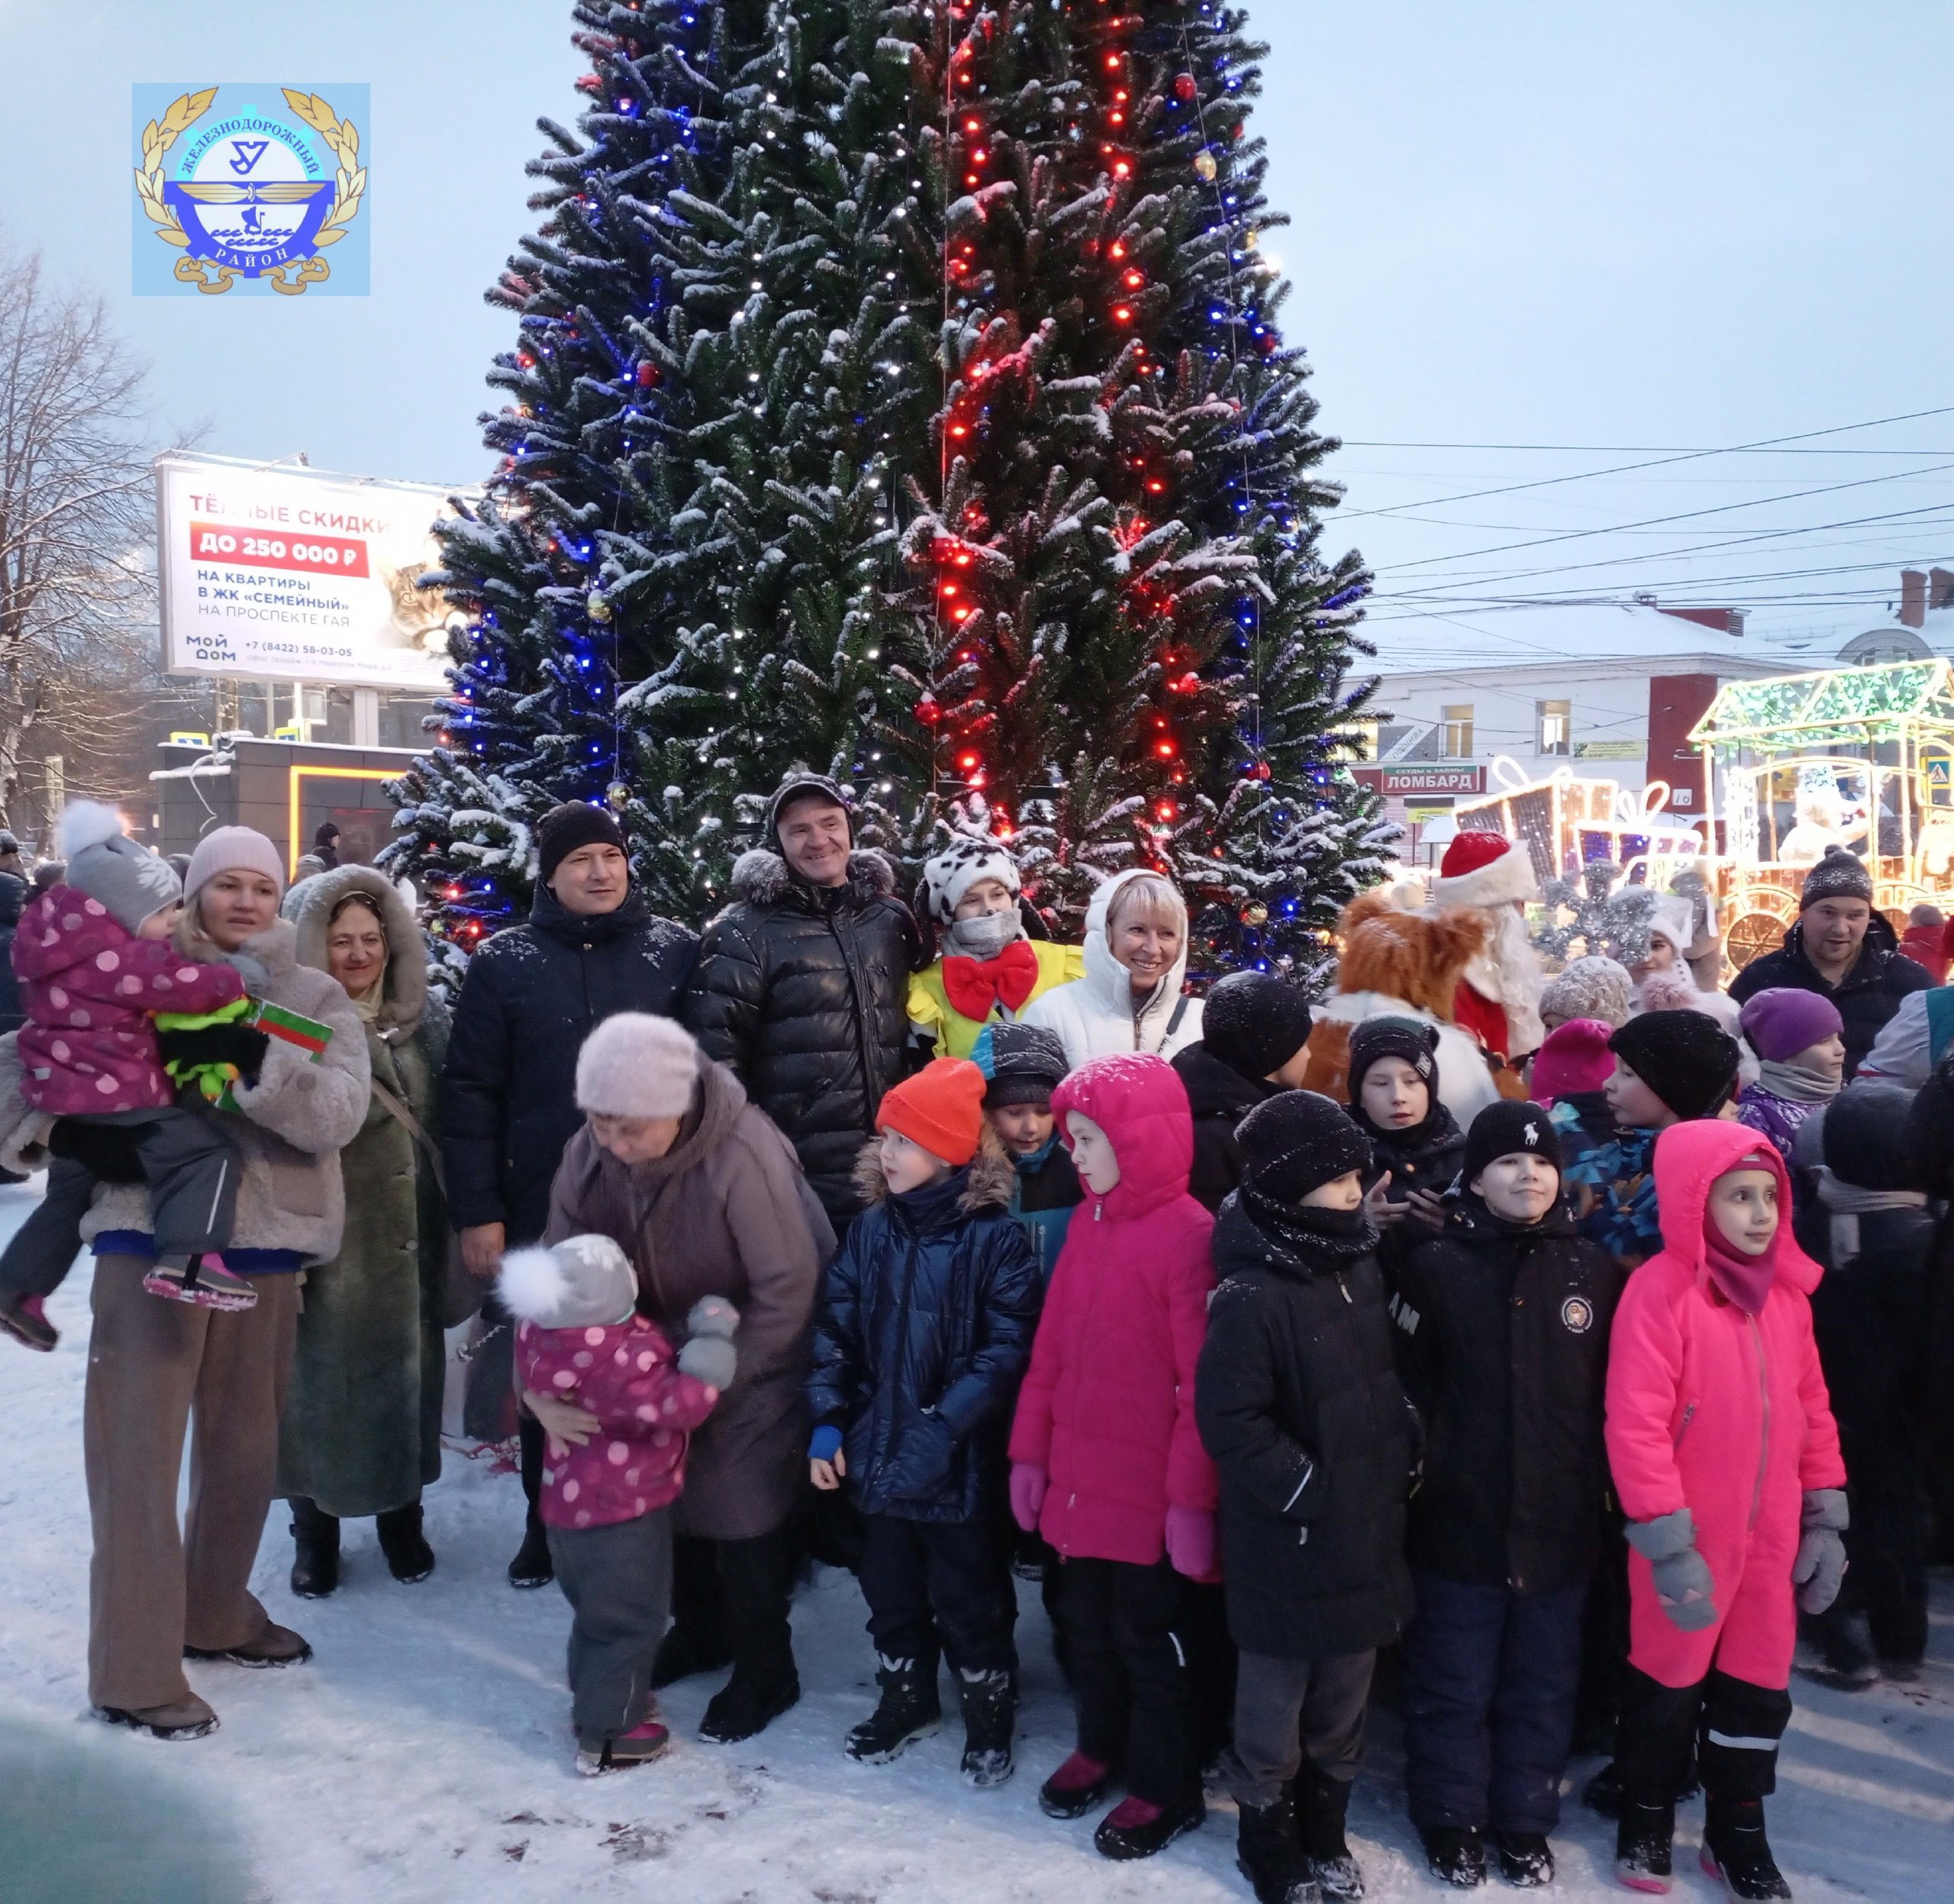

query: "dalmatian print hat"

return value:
[919, 837, 1022, 925]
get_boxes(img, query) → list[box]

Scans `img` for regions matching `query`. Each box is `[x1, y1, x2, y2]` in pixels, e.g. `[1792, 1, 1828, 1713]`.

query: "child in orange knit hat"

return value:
[804, 1057, 1045, 1788]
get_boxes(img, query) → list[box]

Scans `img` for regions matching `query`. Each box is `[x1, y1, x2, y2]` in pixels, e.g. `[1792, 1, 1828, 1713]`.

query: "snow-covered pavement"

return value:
[2, 1185, 1949, 1902]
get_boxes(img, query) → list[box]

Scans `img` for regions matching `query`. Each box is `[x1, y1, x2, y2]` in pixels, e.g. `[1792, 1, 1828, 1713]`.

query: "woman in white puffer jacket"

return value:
[1023, 869, 1205, 1068]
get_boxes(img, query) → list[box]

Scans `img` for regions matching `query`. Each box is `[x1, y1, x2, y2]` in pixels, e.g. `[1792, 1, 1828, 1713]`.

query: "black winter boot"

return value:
[507, 1517, 553, 1589]
[375, 1502, 434, 1583]
[1701, 1798, 1791, 1901]
[1801, 1604, 1875, 1689]
[1295, 1767, 1364, 1901]
[1614, 1796, 1675, 1893]
[288, 1499, 339, 1599]
[1421, 1825, 1485, 1888]
[1493, 1831, 1553, 1887]
[844, 1656, 941, 1763]
[1237, 1793, 1320, 1904]
[701, 1660, 801, 1743]
[956, 1667, 1016, 1787]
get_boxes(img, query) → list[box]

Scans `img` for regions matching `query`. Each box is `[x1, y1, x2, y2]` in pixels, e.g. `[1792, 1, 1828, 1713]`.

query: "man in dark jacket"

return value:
[1730, 847, 1931, 1077]
[1388, 1101, 1620, 1888]
[0, 869, 25, 1036]
[1196, 1091, 1418, 1904]
[1172, 968, 1314, 1212]
[685, 772, 921, 1232]
[442, 801, 698, 1585]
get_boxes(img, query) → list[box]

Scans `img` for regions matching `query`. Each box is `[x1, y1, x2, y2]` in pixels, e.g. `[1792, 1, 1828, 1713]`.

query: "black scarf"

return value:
[1241, 1188, 1379, 1271]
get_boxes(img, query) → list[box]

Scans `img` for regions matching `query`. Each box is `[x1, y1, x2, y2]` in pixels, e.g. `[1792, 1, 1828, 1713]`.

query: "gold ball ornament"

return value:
[1193, 151, 1219, 182]
[1240, 901, 1269, 927]
[586, 590, 613, 623]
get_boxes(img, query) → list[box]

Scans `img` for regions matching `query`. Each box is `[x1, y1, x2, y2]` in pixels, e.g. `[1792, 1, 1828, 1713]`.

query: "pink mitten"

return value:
[1165, 1505, 1218, 1582]
[1009, 1461, 1049, 1534]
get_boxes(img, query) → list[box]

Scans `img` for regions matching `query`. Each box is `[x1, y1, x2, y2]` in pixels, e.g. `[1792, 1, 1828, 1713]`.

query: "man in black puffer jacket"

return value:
[1730, 847, 1930, 1077]
[442, 801, 698, 1585]
[1387, 1101, 1620, 1888]
[1197, 1090, 1419, 1904]
[686, 772, 921, 1232]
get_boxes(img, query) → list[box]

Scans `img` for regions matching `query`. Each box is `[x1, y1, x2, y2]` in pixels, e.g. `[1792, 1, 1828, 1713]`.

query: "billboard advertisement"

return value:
[157, 454, 467, 689]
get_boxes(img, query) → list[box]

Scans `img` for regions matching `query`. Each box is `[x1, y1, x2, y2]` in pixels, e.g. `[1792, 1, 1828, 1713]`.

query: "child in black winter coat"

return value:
[1796, 1086, 1936, 1686]
[1196, 1091, 1420, 1904]
[804, 1058, 1043, 1787]
[1346, 1015, 1465, 1210]
[1388, 1101, 1620, 1889]
[1172, 969, 1317, 1212]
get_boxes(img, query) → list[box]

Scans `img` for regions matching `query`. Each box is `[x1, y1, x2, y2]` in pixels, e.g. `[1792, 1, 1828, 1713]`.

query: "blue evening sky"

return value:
[3, 1, 1950, 646]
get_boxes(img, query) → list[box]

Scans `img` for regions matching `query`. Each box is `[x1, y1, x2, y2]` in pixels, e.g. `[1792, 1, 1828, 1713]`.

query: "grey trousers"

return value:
[547, 1509, 675, 1742]
[1230, 1647, 1377, 1809]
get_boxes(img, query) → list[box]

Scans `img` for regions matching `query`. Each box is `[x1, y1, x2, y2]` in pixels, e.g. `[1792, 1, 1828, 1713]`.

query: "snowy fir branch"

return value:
[386, 0, 1391, 980]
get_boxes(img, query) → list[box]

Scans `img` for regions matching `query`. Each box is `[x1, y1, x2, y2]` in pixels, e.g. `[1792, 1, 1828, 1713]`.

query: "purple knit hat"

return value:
[1738, 986, 1843, 1064]
[1530, 1018, 1616, 1105]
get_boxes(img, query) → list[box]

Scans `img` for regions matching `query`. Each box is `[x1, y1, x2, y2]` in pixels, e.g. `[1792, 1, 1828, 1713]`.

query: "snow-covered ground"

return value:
[2, 1180, 1950, 1903]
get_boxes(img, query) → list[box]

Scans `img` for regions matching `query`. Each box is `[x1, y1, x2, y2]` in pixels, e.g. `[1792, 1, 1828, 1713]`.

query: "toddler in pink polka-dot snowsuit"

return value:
[501, 1233, 737, 1767]
[16, 883, 244, 1118]
[0, 808, 257, 1337]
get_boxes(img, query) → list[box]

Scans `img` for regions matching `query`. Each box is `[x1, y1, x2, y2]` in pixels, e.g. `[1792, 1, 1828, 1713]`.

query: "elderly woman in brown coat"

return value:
[532, 1012, 831, 1745]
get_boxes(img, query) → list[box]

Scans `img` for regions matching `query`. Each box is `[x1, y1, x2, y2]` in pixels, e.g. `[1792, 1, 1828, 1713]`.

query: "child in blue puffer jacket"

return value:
[804, 1057, 1043, 1789]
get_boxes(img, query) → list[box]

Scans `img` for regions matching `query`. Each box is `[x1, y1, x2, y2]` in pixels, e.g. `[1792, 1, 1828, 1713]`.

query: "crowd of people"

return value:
[0, 787, 1948, 1904]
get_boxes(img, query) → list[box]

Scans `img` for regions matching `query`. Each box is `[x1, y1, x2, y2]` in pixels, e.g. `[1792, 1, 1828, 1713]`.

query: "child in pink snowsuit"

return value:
[0, 802, 253, 1337]
[501, 1231, 736, 1776]
[1604, 1120, 1846, 1899]
[1008, 1053, 1218, 1864]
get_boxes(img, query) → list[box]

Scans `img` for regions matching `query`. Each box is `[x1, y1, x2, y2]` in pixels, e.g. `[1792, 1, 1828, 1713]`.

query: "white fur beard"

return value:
[1466, 907, 1547, 1056]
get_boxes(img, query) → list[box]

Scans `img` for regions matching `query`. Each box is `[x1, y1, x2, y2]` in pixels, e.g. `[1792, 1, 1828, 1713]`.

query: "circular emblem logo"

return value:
[136, 89, 365, 295]
[1561, 1296, 1594, 1334]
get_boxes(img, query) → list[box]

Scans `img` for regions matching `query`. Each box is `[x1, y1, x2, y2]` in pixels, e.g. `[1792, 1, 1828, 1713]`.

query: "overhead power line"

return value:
[1333, 404, 1954, 522]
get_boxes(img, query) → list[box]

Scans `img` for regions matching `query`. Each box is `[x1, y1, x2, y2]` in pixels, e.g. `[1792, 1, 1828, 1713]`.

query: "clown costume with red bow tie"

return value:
[1430, 830, 1549, 1063]
[908, 840, 1082, 1061]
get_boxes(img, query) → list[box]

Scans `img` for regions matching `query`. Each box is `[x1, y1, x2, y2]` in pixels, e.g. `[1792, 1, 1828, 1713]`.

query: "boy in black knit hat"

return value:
[1346, 1015, 1464, 1215]
[1196, 1092, 1418, 1904]
[972, 1022, 1082, 1284]
[1172, 970, 1314, 1212]
[1558, 1012, 1741, 1274]
[1388, 1101, 1620, 1889]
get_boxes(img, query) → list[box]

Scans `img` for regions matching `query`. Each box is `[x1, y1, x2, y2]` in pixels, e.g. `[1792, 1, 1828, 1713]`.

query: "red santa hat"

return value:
[1431, 828, 1538, 909]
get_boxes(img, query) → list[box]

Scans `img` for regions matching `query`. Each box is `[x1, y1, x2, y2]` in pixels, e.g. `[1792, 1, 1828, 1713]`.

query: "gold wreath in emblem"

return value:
[134, 88, 366, 296]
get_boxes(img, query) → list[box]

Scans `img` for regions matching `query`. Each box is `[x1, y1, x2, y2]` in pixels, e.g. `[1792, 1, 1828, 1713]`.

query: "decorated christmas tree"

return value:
[389, 0, 1390, 979]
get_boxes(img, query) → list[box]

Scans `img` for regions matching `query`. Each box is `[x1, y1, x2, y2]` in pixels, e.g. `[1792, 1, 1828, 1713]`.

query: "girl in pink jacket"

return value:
[1604, 1121, 1846, 1901]
[1008, 1053, 1218, 1864]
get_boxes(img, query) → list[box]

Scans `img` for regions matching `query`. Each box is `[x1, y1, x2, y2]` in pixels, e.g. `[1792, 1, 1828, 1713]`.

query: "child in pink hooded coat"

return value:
[1008, 1053, 1218, 1864]
[1604, 1121, 1846, 1899]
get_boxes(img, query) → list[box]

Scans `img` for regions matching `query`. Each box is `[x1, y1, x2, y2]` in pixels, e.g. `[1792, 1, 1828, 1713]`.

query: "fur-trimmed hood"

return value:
[850, 1127, 1017, 1215]
[291, 863, 429, 1040]
[730, 845, 897, 909]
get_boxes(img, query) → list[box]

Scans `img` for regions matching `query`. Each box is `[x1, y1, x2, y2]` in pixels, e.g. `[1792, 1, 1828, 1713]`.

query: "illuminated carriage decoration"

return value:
[1691, 657, 1954, 969]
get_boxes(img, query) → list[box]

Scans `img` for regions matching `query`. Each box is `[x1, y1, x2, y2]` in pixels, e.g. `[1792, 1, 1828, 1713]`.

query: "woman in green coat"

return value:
[279, 864, 450, 1593]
